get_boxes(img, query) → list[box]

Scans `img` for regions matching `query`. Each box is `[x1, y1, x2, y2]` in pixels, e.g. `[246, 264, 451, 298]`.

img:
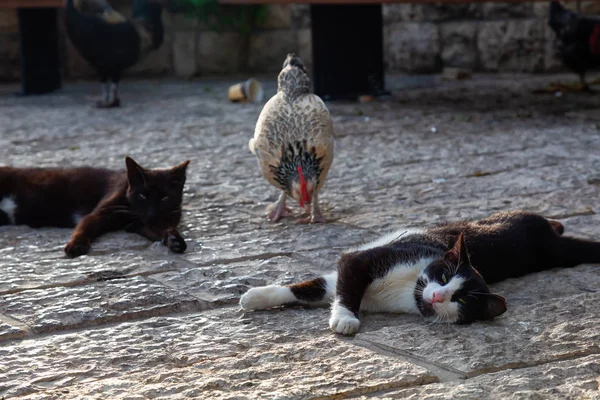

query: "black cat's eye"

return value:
[138, 194, 147, 200]
[457, 298, 467, 305]
[161, 196, 169, 202]
[441, 273, 447, 284]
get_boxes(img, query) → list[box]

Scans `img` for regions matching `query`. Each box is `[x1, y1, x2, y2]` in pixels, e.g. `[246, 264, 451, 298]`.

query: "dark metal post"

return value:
[310, 4, 385, 100]
[17, 7, 62, 95]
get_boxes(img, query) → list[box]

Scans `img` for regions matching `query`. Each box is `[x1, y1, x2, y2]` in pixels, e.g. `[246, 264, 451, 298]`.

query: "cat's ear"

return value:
[483, 294, 507, 320]
[125, 157, 147, 187]
[445, 232, 470, 266]
[170, 160, 190, 185]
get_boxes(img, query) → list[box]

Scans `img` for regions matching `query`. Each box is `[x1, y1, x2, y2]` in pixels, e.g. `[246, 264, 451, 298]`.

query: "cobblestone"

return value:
[0, 73, 599, 398]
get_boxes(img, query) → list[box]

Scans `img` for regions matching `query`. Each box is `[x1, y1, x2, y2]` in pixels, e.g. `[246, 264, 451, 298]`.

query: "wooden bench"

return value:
[0, 0, 63, 94]
[219, 0, 552, 100]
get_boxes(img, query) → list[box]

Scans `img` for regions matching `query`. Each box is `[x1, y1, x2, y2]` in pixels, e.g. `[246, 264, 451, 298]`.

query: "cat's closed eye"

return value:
[138, 194, 147, 200]
[161, 196, 169, 202]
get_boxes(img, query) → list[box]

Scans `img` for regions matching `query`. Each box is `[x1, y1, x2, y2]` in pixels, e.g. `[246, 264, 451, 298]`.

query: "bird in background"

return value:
[548, 1, 600, 92]
[65, 0, 165, 107]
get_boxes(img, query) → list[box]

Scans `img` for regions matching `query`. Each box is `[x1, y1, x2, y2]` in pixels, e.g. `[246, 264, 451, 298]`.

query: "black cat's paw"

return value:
[64, 240, 90, 258]
[163, 229, 187, 254]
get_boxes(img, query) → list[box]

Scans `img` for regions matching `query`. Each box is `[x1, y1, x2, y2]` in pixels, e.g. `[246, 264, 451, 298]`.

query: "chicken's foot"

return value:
[267, 192, 292, 222]
[296, 192, 326, 224]
[579, 74, 596, 93]
[96, 82, 121, 108]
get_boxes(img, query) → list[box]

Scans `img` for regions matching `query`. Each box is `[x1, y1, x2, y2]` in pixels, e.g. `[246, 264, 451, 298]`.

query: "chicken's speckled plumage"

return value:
[250, 54, 334, 223]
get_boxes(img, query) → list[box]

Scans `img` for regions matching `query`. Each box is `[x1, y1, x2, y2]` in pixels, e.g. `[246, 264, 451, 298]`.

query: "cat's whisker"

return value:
[468, 291, 495, 297]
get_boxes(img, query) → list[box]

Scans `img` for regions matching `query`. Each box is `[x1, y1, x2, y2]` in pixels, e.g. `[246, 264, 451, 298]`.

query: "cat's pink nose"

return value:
[431, 291, 445, 303]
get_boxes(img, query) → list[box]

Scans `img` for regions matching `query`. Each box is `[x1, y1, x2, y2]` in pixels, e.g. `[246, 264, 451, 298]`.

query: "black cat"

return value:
[0, 157, 189, 258]
[240, 211, 600, 334]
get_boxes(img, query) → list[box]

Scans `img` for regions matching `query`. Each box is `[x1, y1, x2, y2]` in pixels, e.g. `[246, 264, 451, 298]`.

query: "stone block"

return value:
[383, 4, 481, 23]
[173, 31, 197, 78]
[291, 4, 310, 28]
[581, 1, 600, 15]
[440, 22, 478, 69]
[0, 32, 20, 81]
[127, 35, 172, 77]
[296, 28, 312, 73]
[482, 2, 534, 19]
[532, 2, 550, 18]
[248, 29, 296, 73]
[375, 355, 600, 399]
[152, 255, 330, 305]
[0, 10, 17, 33]
[385, 22, 441, 73]
[257, 5, 292, 29]
[163, 10, 199, 32]
[0, 236, 180, 293]
[181, 220, 375, 267]
[0, 276, 206, 333]
[197, 31, 246, 74]
[477, 20, 545, 72]
[0, 318, 28, 341]
[358, 291, 600, 375]
[535, 1, 600, 18]
[0, 309, 435, 399]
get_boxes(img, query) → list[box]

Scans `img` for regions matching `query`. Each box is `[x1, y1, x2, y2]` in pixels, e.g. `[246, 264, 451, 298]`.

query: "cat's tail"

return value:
[240, 272, 337, 311]
[552, 236, 600, 268]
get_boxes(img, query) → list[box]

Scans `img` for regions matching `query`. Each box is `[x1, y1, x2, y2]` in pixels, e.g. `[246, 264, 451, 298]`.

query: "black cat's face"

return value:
[414, 233, 507, 324]
[125, 157, 189, 223]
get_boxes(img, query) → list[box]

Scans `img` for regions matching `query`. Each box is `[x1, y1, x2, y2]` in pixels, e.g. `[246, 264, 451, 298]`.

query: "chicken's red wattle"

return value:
[297, 165, 310, 208]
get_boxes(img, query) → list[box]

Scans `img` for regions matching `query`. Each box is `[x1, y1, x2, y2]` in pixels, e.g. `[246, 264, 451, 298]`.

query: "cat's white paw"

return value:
[240, 285, 294, 311]
[329, 302, 360, 335]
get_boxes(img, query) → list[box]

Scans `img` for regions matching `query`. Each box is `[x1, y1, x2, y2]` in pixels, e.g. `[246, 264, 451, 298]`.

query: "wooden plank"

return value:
[0, 0, 63, 8]
[220, 0, 549, 4]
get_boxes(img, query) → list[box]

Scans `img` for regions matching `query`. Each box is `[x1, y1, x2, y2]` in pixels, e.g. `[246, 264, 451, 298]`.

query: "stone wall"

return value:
[0, 1, 599, 81]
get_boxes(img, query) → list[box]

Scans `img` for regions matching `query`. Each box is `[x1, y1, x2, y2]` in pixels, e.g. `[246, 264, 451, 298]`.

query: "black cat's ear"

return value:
[170, 160, 190, 185]
[125, 157, 147, 187]
[483, 294, 507, 320]
[445, 232, 470, 266]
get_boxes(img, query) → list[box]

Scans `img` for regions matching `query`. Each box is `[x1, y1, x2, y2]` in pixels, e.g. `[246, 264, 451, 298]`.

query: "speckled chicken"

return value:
[65, 0, 164, 107]
[249, 54, 334, 224]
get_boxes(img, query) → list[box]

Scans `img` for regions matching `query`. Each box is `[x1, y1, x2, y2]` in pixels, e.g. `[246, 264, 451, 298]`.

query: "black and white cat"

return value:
[240, 211, 600, 335]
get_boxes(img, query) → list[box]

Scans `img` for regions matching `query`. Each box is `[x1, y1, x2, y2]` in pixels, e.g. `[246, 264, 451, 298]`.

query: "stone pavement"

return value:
[0, 73, 599, 399]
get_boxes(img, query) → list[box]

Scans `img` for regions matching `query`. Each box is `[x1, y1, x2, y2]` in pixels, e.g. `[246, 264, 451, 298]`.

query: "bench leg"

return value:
[310, 4, 385, 101]
[17, 7, 61, 95]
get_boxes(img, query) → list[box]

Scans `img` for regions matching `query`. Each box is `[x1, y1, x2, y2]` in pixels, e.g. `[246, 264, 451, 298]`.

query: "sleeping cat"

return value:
[240, 211, 600, 335]
[0, 157, 189, 258]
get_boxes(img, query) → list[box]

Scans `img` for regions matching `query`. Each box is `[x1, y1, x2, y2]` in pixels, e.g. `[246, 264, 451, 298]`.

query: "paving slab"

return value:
[357, 355, 600, 399]
[0, 308, 435, 399]
[356, 291, 600, 375]
[0, 276, 206, 334]
[0, 73, 599, 399]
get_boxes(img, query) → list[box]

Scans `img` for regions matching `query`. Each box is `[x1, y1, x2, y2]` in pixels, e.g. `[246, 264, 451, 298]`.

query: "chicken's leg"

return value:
[267, 192, 292, 222]
[296, 191, 326, 224]
[97, 80, 121, 108]
[96, 79, 110, 108]
[579, 73, 595, 93]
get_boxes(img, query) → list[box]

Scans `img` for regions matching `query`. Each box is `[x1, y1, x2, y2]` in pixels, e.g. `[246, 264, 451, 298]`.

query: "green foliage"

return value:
[180, 0, 268, 33]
